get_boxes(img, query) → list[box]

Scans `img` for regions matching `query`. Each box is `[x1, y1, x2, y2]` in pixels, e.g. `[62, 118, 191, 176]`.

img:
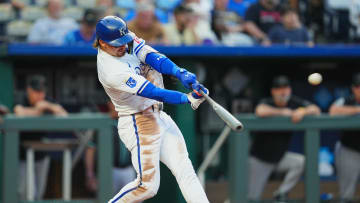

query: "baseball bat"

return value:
[199, 90, 243, 131]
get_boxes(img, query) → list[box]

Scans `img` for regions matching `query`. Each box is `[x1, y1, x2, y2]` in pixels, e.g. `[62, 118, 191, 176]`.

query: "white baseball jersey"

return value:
[97, 37, 162, 116]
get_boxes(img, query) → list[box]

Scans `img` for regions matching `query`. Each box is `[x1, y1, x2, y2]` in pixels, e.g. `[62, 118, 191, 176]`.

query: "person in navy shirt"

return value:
[244, 0, 281, 45]
[63, 9, 100, 45]
[268, 6, 313, 46]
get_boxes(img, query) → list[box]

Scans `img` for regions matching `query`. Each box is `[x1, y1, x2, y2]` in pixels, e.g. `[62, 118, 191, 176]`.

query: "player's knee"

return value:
[140, 180, 160, 198]
[293, 155, 305, 171]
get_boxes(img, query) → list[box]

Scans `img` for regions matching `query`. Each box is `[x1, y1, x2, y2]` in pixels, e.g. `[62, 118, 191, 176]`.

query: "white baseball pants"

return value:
[248, 152, 305, 200]
[109, 109, 209, 203]
[335, 142, 360, 200]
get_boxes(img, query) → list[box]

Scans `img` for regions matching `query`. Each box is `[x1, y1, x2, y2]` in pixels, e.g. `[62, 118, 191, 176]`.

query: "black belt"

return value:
[151, 103, 163, 112]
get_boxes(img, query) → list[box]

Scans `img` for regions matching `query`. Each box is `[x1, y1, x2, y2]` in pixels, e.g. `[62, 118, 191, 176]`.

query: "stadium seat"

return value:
[34, 0, 48, 7]
[34, 0, 73, 7]
[23, 141, 77, 201]
[228, 0, 257, 17]
[327, 0, 352, 10]
[15, 0, 31, 6]
[6, 20, 32, 38]
[20, 6, 46, 21]
[154, 0, 182, 23]
[155, 8, 171, 24]
[115, 0, 135, 10]
[113, 6, 136, 21]
[76, 0, 96, 8]
[156, 0, 181, 11]
[62, 6, 84, 21]
[0, 4, 15, 22]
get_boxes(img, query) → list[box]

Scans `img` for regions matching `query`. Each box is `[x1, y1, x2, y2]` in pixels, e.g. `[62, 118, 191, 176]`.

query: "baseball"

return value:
[308, 73, 322, 85]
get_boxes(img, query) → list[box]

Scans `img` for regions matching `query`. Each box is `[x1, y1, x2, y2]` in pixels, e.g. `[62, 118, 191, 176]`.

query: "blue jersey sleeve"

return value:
[145, 52, 180, 76]
[138, 82, 189, 104]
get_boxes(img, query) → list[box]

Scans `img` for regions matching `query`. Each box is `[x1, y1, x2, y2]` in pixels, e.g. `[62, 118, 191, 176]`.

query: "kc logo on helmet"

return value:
[126, 77, 137, 88]
[119, 27, 127, 36]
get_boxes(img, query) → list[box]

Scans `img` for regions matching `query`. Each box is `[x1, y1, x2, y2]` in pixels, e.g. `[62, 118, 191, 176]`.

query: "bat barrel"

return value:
[199, 89, 244, 132]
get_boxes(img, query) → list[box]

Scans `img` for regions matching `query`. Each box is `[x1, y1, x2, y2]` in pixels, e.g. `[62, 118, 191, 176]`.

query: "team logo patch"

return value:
[119, 27, 127, 36]
[126, 77, 137, 88]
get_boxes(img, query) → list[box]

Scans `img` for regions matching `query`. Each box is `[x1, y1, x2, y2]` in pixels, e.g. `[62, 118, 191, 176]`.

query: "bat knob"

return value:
[235, 124, 243, 131]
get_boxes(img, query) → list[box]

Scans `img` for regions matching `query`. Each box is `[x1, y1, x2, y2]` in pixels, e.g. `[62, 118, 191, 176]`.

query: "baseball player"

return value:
[94, 16, 209, 203]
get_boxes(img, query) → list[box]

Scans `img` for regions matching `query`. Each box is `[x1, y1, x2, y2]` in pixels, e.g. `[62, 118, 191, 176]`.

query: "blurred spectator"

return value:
[244, 0, 281, 45]
[14, 75, 67, 117]
[128, 2, 168, 45]
[9, 0, 25, 9]
[63, 9, 99, 46]
[308, 0, 324, 41]
[85, 101, 135, 195]
[0, 0, 26, 10]
[211, 0, 254, 46]
[14, 75, 67, 200]
[27, 0, 78, 45]
[184, 0, 214, 22]
[330, 73, 360, 202]
[249, 75, 320, 201]
[164, 4, 200, 45]
[97, 0, 116, 17]
[350, 0, 360, 41]
[268, 6, 313, 46]
[0, 0, 26, 37]
[185, 2, 219, 44]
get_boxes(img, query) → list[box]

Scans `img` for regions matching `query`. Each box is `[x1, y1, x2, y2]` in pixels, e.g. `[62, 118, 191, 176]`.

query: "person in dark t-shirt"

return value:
[248, 75, 321, 200]
[268, 6, 313, 46]
[330, 73, 360, 202]
[244, 0, 281, 45]
[13, 75, 68, 200]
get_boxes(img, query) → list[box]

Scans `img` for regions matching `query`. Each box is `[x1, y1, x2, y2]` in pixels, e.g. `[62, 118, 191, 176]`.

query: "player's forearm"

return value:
[244, 22, 267, 40]
[49, 103, 68, 116]
[139, 82, 188, 104]
[14, 105, 42, 116]
[255, 104, 288, 117]
[329, 105, 360, 115]
[304, 105, 321, 115]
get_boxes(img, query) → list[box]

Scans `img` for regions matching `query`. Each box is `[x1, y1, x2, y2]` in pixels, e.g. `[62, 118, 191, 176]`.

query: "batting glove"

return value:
[176, 68, 197, 90]
[187, 83, 209, 110]
[191, 83, 208, 99]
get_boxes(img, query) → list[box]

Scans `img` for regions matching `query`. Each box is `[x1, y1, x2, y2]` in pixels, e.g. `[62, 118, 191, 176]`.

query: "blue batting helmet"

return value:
[96, 16, 134, 46]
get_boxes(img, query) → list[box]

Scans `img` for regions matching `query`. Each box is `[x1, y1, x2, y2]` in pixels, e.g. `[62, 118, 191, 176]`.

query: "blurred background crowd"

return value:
[0, 0, 360, 203]
[0, 0, 360, 46]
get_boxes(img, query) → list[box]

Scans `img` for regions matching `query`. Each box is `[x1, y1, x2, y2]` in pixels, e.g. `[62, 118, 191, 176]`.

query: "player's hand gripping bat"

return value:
[198, 89, 243, 132]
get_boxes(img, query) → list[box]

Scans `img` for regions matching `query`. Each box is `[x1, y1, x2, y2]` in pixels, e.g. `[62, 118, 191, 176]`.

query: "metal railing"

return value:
[227, 114, 360, 203]
[2, 113, 359, 203]
[0, 113, 114, 203]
